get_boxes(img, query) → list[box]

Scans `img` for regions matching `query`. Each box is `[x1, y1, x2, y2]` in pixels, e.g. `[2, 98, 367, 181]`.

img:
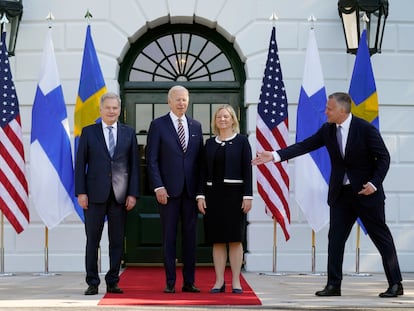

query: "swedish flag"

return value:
[349, 29, 378, 234]
[74, 24, 107, 142]
[74, 24, 107, 221]
[349, 30, 379, 130]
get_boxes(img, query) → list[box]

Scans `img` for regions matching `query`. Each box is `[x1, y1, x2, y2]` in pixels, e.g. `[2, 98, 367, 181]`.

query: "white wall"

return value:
[3, 0, 414, 273]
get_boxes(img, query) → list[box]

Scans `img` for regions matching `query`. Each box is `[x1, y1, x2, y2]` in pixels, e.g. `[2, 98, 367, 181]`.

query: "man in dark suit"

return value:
[252, 92, 403, 298]
[75, 92, 139, 295]
[146, 85, 203, 293]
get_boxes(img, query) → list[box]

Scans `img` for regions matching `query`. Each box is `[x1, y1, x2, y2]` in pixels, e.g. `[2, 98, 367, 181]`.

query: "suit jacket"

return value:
[200, 134, 253, 197]
[146, 113, 203, 198]
[277, 116, 390, 207]
[75, 122, 140, 204]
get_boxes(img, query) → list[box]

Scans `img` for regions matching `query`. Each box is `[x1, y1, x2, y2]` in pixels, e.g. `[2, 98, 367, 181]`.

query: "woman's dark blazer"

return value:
[200, 134, 253, 197]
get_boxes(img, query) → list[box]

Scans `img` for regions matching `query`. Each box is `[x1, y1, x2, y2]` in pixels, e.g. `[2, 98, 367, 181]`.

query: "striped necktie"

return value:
[177, 118, 186, 152]
[108, 126, 115, 157]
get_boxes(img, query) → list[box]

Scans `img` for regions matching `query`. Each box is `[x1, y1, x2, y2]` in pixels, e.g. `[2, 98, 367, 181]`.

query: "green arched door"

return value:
[119, 23, 246, 265]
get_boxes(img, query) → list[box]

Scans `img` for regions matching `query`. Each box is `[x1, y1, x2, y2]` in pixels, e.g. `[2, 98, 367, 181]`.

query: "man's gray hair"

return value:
[328, 92, 351, 113]
[100, 92, 121, 108]
[168, 85, 189, 101]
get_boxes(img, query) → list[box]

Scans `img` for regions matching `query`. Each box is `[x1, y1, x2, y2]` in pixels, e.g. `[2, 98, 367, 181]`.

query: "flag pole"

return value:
[0, 17, 10, 277]
[33, 226, 57, 276]
[258, 12, 288, 275]
[84, 8, 102, 275]
[0, 213, 3, 273]
[271, 219, 286, 275]
[260, 218, 286, 276]
[309, 229, 325, 275]
[43, 226, 52, 274]
[347, 13, 371, 278]
[307, 15, 325, 277]
[356, 225, 361, 273]
[32, 12, 57, 278]
[0, 213, 13, 276]
[0, 13, 28, 277]
[311, 230, 315, 273]
[269, 12, 283, 276]
[307, 15, 317, 276]
[347, 224, 371, 277]
[272, 218, 277, 273]
[98, 246, 102, 274]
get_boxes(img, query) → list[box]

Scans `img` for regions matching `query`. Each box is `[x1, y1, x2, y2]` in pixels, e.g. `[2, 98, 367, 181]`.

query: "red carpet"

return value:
[99, 266, 261, 306]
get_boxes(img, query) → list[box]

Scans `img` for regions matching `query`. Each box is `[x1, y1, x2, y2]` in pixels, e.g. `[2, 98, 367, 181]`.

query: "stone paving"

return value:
[0, 270, 413, 310]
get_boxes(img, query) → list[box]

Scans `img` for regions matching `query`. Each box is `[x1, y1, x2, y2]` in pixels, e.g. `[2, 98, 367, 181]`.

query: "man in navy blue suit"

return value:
[252, 92, 403, 298]
[146, 85, 203, 293]
[75, 92, 139, 295]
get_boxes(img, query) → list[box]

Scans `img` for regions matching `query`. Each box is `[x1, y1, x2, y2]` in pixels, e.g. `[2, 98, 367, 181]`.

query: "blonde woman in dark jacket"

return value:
[197, 104, 252, 294]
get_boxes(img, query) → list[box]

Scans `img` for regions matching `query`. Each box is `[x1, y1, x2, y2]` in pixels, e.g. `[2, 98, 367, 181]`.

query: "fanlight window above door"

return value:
[129, 32, 235, 82]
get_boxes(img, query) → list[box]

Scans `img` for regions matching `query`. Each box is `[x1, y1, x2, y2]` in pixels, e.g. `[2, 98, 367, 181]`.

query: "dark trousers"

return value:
[159, 194, 198, 286]
[328, 186, 402, 287]
[84, 191, 127, 287]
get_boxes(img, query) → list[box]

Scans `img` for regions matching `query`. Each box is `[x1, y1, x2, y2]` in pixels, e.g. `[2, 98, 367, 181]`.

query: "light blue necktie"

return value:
[108, 126, 115, 157]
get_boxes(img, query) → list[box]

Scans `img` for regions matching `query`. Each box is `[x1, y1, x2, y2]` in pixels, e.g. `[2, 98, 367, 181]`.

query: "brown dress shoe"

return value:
[379, 283, 403, 298]
[315, 285, 341, 296]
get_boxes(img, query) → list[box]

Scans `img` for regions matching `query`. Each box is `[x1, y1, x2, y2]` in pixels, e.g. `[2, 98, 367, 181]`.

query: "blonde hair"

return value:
[212, 104, 240, 136]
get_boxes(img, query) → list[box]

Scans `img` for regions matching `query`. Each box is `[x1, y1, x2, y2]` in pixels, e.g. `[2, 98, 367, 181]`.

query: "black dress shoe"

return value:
[84, 285, 98, 295]
[315, 285, 341, 296]
[107, 284, 123, 294]
[164, 284, 175, 293]
[182, 284, 201, 293]
[210, 282, 225, 293]
[379, 283, 404, 298]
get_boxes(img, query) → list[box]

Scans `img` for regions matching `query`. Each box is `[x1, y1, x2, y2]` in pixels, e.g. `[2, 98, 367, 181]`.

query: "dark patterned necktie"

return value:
[177, 118, 186, 152]
[108, 126, 115, 157]
[337, 125, 349, 184]
[336, 125, 344, 158]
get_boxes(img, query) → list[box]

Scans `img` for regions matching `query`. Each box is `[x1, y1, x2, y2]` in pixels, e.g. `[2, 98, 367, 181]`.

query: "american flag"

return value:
[256, 27, 290, 241]
[0, 31, 29, 233]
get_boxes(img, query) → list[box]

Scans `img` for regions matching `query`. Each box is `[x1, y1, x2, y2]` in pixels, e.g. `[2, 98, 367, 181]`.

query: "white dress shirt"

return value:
[170, 112, 188, 148]
[337, 113, 352, 156]
[102, 121, 117, 150]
